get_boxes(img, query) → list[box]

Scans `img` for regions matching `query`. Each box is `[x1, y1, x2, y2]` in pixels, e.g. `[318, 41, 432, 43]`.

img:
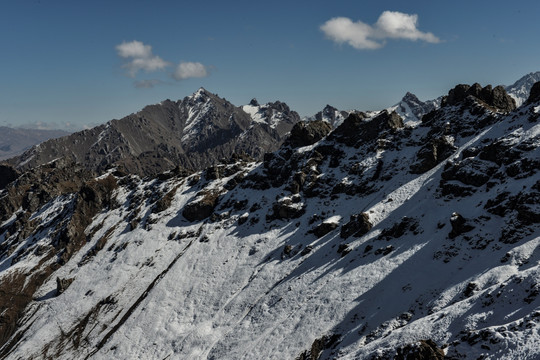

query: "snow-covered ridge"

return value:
[0, 78, 539, 359]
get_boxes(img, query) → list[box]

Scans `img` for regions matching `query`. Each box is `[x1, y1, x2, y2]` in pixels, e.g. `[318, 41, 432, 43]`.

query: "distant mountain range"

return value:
[0, 74, 538, 359]
[0, 127, 69, 161]
[307, 71, 540, 128]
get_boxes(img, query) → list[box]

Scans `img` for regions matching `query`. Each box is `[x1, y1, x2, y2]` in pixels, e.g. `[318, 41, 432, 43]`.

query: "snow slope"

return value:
[0, 84, 539, 360]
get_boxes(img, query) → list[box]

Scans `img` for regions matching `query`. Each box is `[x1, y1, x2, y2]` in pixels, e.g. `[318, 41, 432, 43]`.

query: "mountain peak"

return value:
[505, 71, 540, 106]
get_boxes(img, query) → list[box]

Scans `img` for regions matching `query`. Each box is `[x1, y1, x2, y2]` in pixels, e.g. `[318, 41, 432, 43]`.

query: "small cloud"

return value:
[134, 79, 165, 89]
[172, 62, 208, 80]
[116, 40, 152, 58]
[116, 40, 170, 77]
[321, 11, 440, 50]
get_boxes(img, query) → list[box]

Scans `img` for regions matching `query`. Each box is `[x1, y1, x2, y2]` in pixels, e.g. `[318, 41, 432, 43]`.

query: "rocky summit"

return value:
[0, 78, 539, 360]
[5, 88, 299, 179]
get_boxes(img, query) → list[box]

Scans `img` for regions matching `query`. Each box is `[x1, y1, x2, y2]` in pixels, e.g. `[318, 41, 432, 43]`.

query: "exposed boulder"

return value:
[286, 120, 332, 148]
[340, 213, 372, 239]
[449, 212, 475, 238]
[56, 277, 74, 295]
[269, 195, 306, 220]
[182, 190, 220, 222]
[311, 219, 339, 238]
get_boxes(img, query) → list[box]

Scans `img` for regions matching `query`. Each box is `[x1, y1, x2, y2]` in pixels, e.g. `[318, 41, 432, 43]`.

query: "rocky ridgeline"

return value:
[3, 88, 299, 182]
[0, 81, 538, 359]
[442, 83, 516, 112]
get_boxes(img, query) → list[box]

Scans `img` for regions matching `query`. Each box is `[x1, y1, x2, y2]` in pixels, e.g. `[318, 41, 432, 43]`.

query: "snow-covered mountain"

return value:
[6, 88, 299, 177]
[308, 92, 440, 129]
[388, 91, 441, 125]
[0, 80, 539, 359]
[307, 105, 353, 128]
[505, 71, 540, 107]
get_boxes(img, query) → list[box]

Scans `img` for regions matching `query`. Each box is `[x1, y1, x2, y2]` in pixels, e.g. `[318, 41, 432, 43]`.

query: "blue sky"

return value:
[1, 0, 539, 130]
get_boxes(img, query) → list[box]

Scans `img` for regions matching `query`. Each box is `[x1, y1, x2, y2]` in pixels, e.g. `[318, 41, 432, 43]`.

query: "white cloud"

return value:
[116, 40, 152, 58]
[116, 40, 170, 77]
[321, 11, 440, 50]
[173, 62, 208, 80]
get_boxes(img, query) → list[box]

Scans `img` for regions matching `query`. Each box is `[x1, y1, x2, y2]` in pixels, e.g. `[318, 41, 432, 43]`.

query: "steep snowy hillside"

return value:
[6, 89, 299, 178]
[506, 71, 540, 107]
[0, 81, 539, 359]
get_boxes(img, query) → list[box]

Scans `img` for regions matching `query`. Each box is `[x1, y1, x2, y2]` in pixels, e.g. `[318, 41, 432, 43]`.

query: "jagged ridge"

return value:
[0, 80, 538, 359]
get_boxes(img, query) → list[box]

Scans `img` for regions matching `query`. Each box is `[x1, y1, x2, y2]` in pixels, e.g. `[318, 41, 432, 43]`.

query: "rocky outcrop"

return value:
[340, 213, 372, 239]
[442, 83, 516, 112]
[269, 195, 306, 220]
[311, 220, 339, 238]
[449, 212, 475, 238]
[329, 111, 403, 147]
[410, 136, 457, 174]
[182, 190, 220, 222]
[394, 339, 446, 360]
[286, 121, 332, 148]
[56, 277, 75, 295]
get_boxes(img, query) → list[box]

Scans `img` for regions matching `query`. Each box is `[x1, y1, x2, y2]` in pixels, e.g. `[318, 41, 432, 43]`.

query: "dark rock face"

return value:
[340, 213, 372, 239]
[441, 158, 499, 187]
[182, 190, 220, 222]
[0, 159, 94, 224]
[0, 164, 19, 190]
[410, 136, 457, 174]
[287, 121, 332, 148]
[442, 83, 516, 112]
[329, 111, 403, 147]
[526, 81, 540, 104]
